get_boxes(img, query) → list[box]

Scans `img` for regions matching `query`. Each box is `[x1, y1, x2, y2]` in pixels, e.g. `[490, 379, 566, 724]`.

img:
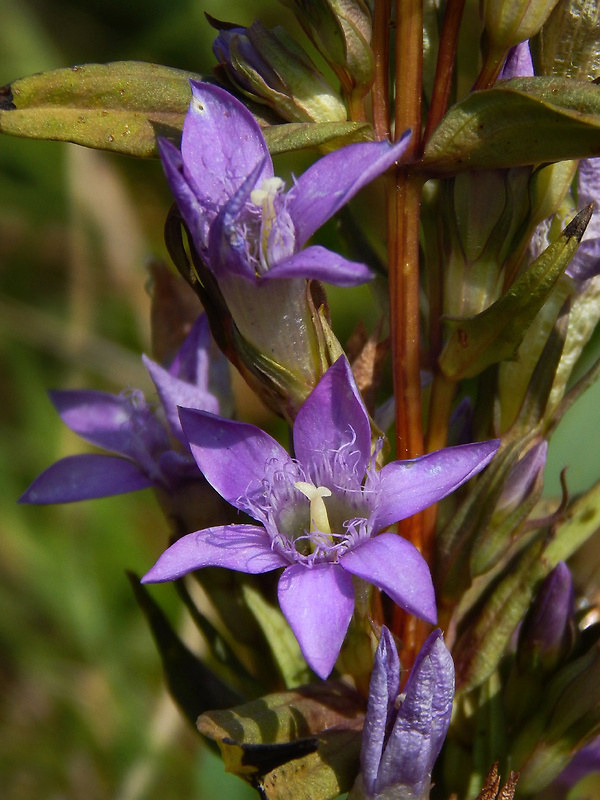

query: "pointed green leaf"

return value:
[263, 120, 373, 154]
[439, 206, 591, 381]
[127, 572, 242, 725]
[421, 77, 600, 175]
[241, 583, 312, 689]
[197, 681, 364, 799]
[0, 61, 202, 157]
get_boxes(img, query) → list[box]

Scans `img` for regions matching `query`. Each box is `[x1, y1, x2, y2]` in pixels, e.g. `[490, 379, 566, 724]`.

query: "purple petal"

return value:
[143, 355, 219, 445]
[207, 158, 268, 281]
[49, 389, 168, 460]
[158, 138, 209, 254]
[168, 314, 211, 385]
[568, 158, 600, 281]
[142, 524, 285, 583]
[182, 81, 273, 221]
[19, 454, 154, 503]
[498, 41, 534, 80]
[262, 245, 374, 287]
[179, 407, 292, 511]
[340, 533, 437, 624]
[277, 563, 354, 679]
[293, 356, 371, 476]
[377, 630, 454, 795]
[285, 132, 411, 247]
[373, 439, 500, 531]
[361, 627, 402, 794]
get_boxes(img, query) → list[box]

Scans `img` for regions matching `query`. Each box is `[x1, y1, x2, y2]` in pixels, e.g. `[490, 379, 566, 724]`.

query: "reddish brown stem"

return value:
[372, 0, 392, 140]
[423, 0, 466, 146]
[389, 0, 425, 668]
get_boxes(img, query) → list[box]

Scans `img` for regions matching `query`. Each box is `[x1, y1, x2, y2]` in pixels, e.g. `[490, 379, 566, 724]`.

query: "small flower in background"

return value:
[349, 627, 455, 800]
[142, 356, 499, 678]
[19, 315, 226, 503]
[159, 81, 411, 288]
[498, 40, 534, 81]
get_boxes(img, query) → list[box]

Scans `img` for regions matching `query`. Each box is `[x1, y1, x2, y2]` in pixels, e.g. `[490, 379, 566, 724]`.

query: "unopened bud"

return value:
[517, 562, 575, 673]
[212, 19, 347, 123]
[280, 0, 374, 102]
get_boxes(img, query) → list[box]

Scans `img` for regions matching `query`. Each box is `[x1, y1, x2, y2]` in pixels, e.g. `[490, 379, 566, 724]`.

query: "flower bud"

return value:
[441, 168, 531, 319]
[495, 440, 548, 516]
[482, 0, 561, 54]
[280, 0, 374, 102]
[517, 562, 575, 673]
[212, 19, 347, 123]
[349, 628, 454, 800]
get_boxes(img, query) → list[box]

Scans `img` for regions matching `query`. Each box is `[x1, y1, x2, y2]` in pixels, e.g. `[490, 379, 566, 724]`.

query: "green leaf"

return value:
[241, 583, 312, 689]
[420, 77, 600, 175]
[127, 572, 243, 726]
[439, 206, 591, 381]
[0, 61, 202, 157]
[197, 681, 364, 800]
[263, 120, 373, 154]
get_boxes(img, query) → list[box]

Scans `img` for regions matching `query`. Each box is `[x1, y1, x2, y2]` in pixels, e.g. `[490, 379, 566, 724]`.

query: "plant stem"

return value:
[422, 0, 466, 145]
[389, 0, 426, 665]
[372, 0, 391, 140]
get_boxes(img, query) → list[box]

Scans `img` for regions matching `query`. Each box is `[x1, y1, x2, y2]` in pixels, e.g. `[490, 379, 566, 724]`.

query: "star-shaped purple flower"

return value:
[159, 81, 411, 287]
[20, 315, 225, 503]
[142, 356, 499, 678]
[351, 627, 454, 800]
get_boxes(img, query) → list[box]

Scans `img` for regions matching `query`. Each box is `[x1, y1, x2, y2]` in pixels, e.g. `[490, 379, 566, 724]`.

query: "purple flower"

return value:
[20, 315, 224, 503]
[350, 627, 454, 800]
[158, 81, 411, 287]
[142, 356, 499, 678]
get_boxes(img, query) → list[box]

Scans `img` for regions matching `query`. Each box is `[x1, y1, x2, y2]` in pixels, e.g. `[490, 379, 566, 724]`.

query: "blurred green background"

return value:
[2, 1, 600, 798]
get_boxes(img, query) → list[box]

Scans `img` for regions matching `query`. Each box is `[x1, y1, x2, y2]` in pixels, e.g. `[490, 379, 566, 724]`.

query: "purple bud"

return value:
[496, 440, 548, 514]
[353, 628, 455, 800]
[517, 562, 575, 672]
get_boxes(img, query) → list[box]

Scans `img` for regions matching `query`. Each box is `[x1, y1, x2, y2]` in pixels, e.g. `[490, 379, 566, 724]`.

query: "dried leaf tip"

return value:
[475, 763, 519, 800]
[564, 203, 594, 242]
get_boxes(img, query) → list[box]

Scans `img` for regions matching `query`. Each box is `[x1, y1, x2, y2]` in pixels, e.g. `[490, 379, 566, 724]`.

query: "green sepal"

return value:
[197, 681, 364, 799]
[453, 538, 548, 693]
[420, 77, 600, 175]
[439, 206, 591, 381]
[0, 61, 202, 157]
[241, 583, 313, 689]
[511, 643, 600, 794]
[263, 120, 373, 154]
[126, 572, 243, 726]
[175, 580, 260, 698]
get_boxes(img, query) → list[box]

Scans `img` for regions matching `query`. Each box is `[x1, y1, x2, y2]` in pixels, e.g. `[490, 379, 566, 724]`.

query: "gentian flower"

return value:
[349, 627, 455, 800]
[20, 315, 225, 503]
[142, 356, 499, 678]
[158, 81, 410, 288]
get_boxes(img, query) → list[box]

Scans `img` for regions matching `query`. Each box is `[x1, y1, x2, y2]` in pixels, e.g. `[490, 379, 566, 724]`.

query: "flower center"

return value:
[250, 177, 285, 270]
[294, 481, 333, 535]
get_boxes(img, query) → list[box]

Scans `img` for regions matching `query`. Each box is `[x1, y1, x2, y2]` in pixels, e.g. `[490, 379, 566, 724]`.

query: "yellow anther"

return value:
[295, 481, 332, 535]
